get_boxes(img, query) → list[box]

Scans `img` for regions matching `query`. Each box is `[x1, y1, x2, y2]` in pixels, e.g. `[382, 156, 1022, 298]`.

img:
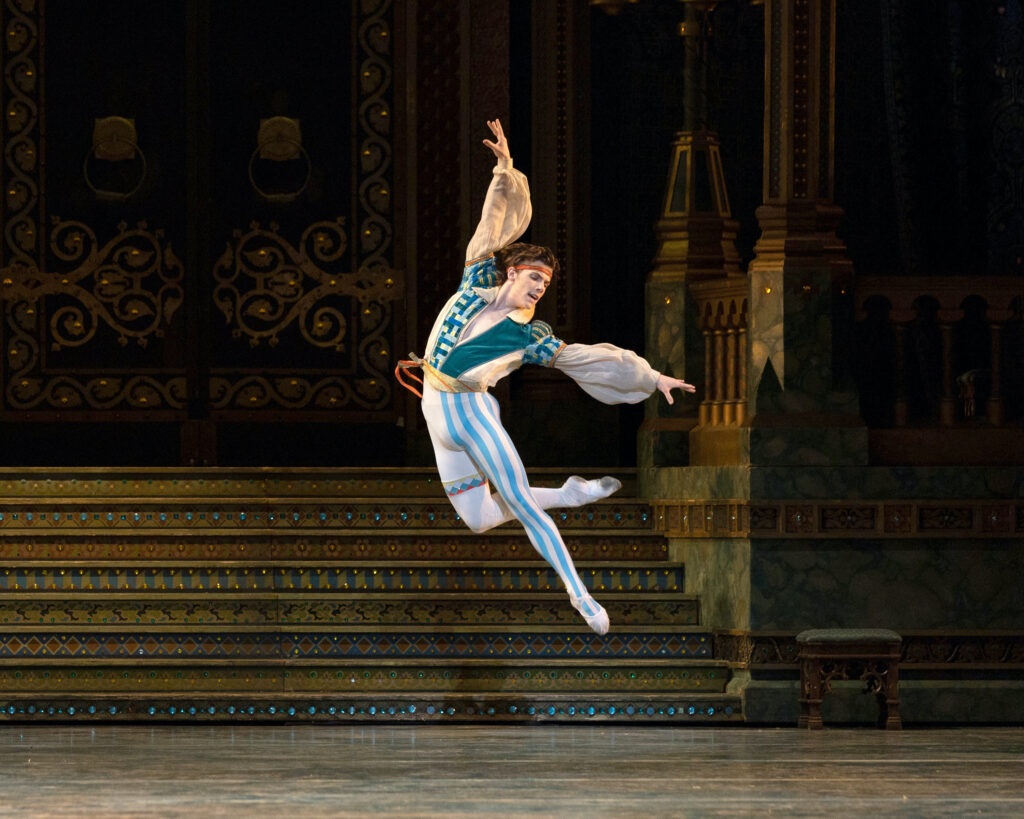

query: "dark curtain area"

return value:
[588, 2, 766, 351]
[588, 2, 764, 463]
[847, 1, 1024, 425]
[873, 0, 1023, 277]
[834, 0, 900, 275]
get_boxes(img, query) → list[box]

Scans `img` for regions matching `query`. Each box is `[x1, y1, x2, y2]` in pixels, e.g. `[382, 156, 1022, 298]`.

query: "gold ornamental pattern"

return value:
[211, 0, 398, 413]
[2, 219, 186, 410]
[2, 0, 43, 410]
[2, 0, 40, 271]
[212, 218, 397, 351]
[1, 1, 186, 412]
[45, 218, 184, 350]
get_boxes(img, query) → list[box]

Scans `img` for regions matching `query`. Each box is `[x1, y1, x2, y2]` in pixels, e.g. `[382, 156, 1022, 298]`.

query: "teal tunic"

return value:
[427, 254, 565, 382]
[438, 318, 533, 379]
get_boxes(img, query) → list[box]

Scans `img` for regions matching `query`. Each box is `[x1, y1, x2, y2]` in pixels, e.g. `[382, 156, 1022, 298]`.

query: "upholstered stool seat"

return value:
[796, 628, 902, 730]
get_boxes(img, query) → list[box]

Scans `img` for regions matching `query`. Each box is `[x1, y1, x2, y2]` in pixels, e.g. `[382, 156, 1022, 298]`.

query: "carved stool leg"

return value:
[798, 659, 808, 728]
[799, 658, 824, 729]
[884, 659, 902, 730]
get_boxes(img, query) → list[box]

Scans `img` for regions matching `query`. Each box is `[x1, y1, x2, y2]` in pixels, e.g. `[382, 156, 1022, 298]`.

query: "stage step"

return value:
[0, 627, 713, 660]
[0, 593, 700, 627]
[0, 467, 740, 724]
[0, 658, 729, 694]
[0, 692, 743, 723]
[0, 563, 683, 595]
[0, 533, 671, 562]
[0, 468, 639, 499]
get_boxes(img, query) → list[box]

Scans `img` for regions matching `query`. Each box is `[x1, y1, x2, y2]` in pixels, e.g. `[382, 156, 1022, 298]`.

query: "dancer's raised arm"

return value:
[465, 119, 532, 263]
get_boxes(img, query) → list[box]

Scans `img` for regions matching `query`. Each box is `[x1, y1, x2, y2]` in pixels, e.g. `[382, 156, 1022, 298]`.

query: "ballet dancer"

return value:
[397, 119, 694, 634]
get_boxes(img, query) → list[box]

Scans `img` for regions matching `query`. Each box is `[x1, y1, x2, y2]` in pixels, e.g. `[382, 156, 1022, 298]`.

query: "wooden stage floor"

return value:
[2, 725, 1022, 817]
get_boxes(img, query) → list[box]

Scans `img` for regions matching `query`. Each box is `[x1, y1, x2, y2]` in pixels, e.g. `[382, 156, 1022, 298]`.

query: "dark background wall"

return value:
[2, 0, 1021, 467]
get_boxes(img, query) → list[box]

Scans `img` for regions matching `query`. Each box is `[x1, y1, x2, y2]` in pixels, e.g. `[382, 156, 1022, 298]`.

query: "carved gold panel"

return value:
[0, 0, 401, 419]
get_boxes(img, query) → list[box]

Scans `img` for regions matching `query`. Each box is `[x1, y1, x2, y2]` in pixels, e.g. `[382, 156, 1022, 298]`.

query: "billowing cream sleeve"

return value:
[553, 343, 661, 405]
[464, 158, 532, 262]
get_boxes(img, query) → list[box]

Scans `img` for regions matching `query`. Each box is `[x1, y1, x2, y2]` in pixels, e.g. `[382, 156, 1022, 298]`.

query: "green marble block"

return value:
[750, 538, 1024, 631]
[670, 537, 752, 631]
[640, 280, 702, 469]
[641, 465, 751, 500]
[747, 268, 866, 467]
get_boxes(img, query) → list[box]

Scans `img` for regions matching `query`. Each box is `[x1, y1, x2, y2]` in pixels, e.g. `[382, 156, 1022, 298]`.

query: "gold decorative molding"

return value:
[46, 218, 183, 349]
[653, 499, 1024, 539]
[2, 219, 186, 410]
[212, 218, 399, 351]
[0, 3, 188, 414]
[211, 0, 399, 414]
[715, 630, 1024, 671]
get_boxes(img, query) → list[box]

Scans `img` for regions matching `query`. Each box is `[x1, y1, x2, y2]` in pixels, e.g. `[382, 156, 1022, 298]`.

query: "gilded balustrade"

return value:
[855, 277, 1022, 428]
[691, 277, 748, 428]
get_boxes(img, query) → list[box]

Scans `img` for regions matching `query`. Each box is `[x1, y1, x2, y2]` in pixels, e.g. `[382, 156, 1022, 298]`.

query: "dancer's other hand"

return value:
[657, 374, 697, 405]
[482, 119, 511, 161]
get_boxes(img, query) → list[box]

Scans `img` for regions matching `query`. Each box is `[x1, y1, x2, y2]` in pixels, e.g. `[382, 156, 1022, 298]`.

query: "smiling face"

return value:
[504, 263, 552, 310]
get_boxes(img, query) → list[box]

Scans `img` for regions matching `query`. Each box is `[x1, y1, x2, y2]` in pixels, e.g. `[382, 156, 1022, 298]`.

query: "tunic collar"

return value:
[472, 286, 534, 324]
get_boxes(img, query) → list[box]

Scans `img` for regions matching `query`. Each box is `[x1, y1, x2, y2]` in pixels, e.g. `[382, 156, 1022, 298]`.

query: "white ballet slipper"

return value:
[569, 590, 610, 636]
[560, 475, 622, 508]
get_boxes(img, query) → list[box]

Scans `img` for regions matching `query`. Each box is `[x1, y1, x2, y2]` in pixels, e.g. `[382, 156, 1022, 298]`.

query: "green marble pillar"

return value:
[639, 280, 702, 471]
[740, 0, 865, 467]
[640, 130, 741, 473]
[746, 265, 866, 466]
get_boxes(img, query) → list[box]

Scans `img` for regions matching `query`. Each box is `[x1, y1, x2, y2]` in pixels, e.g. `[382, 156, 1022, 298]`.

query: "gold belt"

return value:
[394, 354, 478, 397]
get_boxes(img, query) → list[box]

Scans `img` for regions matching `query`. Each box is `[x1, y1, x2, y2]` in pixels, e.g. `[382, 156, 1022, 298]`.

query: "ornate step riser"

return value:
[0, 470, 639, 500]
[0, 501, 654, 532]
[0, 631, 712, 661]
[0, 694, 742, 723]
[0, 535, 669, 562]
[0, 596, 699, 627]
[0, 566, 684, 594]
[0, 468, 731, 722]
[0, 663, 730, 694]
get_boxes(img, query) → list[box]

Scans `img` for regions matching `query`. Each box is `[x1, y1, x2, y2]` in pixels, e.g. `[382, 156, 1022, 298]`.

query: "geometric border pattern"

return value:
[0, 565, 684, 593]
[0, 695, 743, 723]
[0, 534, 670, 562]
[0, 662, 728, 693]
[0, 468, 637, 499]
[0, 630, 712, 660]
[0, 500, 654, 532]
[654, 500, 1024, 539]
[0, 596, 699, 627]
[715, 630, 1024, 670]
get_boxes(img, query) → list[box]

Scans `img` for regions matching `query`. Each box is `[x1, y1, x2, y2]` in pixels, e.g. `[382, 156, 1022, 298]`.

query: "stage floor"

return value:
[2, 724, 1022, 816]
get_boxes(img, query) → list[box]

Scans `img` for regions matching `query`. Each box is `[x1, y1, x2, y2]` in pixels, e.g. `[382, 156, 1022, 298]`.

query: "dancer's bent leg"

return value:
[428, 418, 619, 534]
[445, 477, 619, 534]
[435, 390, 608, 633]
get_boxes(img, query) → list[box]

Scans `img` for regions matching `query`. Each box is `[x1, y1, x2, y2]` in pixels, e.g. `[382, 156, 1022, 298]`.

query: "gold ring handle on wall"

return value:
[249, 117, 311, 203]
[83, 117, 147, 201]
[248, 138, 312, 203]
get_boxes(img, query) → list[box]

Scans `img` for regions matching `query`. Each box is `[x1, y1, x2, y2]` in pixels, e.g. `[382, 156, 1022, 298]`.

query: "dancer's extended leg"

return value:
[442, 474, 620, 534]
[437, 390, 609, 634]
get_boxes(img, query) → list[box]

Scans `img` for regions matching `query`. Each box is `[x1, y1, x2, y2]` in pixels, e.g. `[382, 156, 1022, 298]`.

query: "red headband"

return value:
[509, 264, 553, 277]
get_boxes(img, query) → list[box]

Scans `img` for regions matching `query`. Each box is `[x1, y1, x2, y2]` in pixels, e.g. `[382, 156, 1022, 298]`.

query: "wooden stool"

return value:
[796, 628, 902, 730]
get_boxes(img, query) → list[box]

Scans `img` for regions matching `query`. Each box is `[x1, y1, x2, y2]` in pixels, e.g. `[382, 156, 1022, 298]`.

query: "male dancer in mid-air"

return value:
[398, 120, 694, 634]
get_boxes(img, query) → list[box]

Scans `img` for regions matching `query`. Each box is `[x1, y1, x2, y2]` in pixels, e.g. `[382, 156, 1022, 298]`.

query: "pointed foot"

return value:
[561, 475, 622, 508]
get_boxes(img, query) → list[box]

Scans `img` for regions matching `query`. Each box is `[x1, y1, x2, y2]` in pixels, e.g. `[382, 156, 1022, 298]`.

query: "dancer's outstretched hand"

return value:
[482, 119, 511, 160]
[657, 374, 697, 405]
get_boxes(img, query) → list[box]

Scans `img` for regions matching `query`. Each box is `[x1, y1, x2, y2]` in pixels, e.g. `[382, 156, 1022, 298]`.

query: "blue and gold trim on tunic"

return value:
[427, 255, 568, 376]
[461, 254, 500, 289]
[524, 321, 566, 368]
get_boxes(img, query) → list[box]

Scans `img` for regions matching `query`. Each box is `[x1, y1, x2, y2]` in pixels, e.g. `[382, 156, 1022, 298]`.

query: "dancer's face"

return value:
[505, 263, 552, 310]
